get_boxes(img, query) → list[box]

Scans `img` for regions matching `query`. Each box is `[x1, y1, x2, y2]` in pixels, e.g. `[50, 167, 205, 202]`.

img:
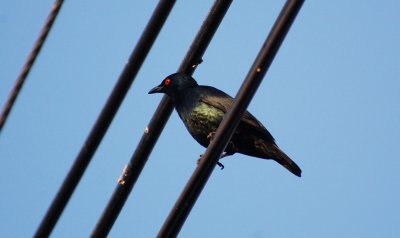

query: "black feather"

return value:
[149, 73, 302, 177]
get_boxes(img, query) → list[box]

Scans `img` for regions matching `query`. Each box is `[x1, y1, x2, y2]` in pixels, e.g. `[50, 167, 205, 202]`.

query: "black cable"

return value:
[0, 0, 64, 133]
[90, 1, 233, 237]
[34, 1, 176, 237]
[157, 0, 305, 237]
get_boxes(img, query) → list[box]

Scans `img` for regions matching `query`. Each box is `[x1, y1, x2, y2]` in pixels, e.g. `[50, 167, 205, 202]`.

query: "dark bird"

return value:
[149, 73, 301, 177]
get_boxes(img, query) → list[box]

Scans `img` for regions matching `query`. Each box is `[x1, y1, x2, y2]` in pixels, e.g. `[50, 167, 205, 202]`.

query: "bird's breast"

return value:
[181, 102, 224, 146]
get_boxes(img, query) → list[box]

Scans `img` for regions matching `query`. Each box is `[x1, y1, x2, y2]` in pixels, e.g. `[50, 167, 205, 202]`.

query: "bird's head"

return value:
[148, 73, 198, 96]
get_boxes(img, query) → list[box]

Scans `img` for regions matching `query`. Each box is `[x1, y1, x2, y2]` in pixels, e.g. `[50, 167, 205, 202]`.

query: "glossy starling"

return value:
[149, 73, 301, 177]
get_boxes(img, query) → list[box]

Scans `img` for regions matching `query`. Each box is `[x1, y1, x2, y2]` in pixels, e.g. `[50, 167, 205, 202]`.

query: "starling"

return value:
[149, 73, 301, 177]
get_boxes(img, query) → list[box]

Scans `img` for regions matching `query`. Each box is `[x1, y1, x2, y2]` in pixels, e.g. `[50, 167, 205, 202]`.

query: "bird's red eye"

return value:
[164, 78, 171, 86]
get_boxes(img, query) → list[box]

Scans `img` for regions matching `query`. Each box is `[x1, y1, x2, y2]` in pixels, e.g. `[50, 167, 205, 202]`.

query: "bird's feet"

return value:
[217, 161, 225, 170]
[197, 154, 225, 170]
[207, 132, 216, 142]
[207, 132, 236, 155]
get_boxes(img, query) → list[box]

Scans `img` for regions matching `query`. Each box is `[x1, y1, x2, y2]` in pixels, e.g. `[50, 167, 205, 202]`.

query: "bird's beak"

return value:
[148, 85, 164, 94]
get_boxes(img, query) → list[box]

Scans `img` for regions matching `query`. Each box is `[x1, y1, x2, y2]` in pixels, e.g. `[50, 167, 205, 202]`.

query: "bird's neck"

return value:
[170, 90, 184, 104]
[172, 89, 199, 115]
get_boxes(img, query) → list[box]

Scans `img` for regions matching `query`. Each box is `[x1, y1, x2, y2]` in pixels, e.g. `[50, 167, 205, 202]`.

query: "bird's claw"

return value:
[207, 132, 216, 142]
[198, 154, 224, 170]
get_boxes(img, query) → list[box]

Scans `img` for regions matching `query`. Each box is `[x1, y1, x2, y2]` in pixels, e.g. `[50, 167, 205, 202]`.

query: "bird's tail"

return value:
[270, 144, 302, 177]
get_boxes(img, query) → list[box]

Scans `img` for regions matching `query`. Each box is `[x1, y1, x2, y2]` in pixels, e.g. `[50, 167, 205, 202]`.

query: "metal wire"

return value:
[34, 1, 176, 237]
[157, 0, 305, 237]
[0, 0, 64, 133]
[90, 1, 233, 237]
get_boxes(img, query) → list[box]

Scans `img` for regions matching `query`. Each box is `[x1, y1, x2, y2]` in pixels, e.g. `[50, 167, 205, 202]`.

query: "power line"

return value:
[90, 1, 233, 237]
[0, 0, 64, 133]
[34, 1, 176, 237]
[157, 0, 305, 237]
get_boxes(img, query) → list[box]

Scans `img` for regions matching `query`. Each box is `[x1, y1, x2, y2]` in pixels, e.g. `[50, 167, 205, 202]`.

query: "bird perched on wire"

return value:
[148, 72, 301, 177]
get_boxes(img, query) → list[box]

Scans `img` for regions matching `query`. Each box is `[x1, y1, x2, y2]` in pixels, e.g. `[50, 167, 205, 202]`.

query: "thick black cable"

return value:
[157, 0, 305, 237]
[34, 1, 176, 237]
[0, 0, 64, 133]
[90, 1, 233, 237]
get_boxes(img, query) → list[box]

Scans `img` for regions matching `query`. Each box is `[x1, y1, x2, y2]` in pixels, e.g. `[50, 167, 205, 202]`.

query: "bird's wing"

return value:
[199, 86, 275, 142]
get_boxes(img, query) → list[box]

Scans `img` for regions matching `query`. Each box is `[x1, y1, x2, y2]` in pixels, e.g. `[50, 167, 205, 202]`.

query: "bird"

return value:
[148, 72, 301, 177]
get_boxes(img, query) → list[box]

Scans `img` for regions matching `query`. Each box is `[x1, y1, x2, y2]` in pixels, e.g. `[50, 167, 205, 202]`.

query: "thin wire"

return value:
[90, 1, 233, 237]
[157, 0, 305, 237]
[0, 0, 64, 133]
[34, 1, 176, 237]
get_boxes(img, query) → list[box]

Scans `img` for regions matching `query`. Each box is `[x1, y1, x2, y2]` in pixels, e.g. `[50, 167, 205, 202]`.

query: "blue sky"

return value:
[1, 1, 399, 237]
